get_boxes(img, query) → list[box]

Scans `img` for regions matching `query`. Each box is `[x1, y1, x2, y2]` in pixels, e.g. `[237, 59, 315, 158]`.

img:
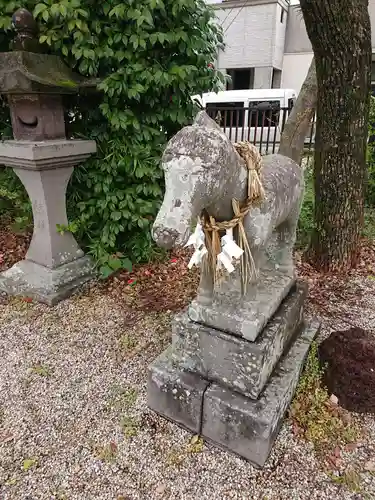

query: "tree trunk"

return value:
[299, 0, 372, 271]
[278, 58, 317, 165]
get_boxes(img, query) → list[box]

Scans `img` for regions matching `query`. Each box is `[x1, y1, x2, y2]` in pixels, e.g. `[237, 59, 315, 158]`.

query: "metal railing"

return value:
[204, 104, 316, 156]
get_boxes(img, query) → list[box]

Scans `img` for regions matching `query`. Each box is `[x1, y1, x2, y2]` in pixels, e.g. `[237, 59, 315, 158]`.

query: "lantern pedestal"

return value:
[0, 140, 96, 305]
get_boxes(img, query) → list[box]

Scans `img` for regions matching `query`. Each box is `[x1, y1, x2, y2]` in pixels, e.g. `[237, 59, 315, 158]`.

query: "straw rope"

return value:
[200, 141, 264, 294]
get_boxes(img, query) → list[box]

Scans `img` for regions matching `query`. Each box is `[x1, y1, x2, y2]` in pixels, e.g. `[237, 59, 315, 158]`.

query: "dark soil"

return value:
[104, 247, 199, 313]
[319, 328, 375, 413]
[0, 223, 31, 272]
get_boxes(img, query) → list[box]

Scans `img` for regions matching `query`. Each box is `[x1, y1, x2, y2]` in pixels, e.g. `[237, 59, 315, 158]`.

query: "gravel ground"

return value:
[0, 274, 375, 500]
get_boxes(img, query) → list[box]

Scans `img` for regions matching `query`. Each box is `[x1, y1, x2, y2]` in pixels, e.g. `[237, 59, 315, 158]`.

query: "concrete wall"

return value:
[281, 52, 313, 93]
[284, 6, 312, 54]
[282, 4, 312, 94]
[282, 3, 375, 93]
[215, 2, 277, 69]
[285, 3, 375, 53]
[254, 67, 273, 88]
[273, 3, 287, 68]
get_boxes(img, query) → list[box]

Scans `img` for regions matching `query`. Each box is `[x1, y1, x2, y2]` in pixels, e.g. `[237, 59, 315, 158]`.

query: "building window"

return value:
[226, 68, 254, 90]
[280, 8, 285, 23]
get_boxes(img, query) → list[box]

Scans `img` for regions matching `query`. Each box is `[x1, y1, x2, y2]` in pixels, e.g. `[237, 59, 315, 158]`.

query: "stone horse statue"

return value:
[152, 111, 304, 341]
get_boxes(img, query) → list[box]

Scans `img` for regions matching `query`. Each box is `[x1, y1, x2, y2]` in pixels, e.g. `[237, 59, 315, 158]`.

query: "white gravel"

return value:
[0, 276, 375, 500]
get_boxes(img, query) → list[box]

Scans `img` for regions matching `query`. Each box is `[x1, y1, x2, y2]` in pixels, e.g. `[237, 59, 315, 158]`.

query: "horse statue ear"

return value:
[193, 110, 221, 131]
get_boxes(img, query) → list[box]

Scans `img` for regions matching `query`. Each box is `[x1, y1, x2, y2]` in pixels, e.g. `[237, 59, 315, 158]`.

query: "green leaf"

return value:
[99, 265, 114, 279]
[108, 257, 122, 271]
[111, 211, 121, 221]
[122, 258, 132, 272]
[33, 3, 47, 18]
[143, 8, 154, 26]
[59, 4, 67, 17]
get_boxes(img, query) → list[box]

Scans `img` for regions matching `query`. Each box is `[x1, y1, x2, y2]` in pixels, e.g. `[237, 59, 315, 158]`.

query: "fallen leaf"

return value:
[0, 432, 14, 444]
[333, 446, 341, 458]
[5, 478, 18, 486]
[22, 458, 37, 471]
[345, 442, 358, 452]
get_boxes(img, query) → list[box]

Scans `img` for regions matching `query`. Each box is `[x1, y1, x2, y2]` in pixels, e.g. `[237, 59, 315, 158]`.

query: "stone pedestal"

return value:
[189, 269, 296, 341]
[0, 140, 97, 305]
[148, 282, 320, 468]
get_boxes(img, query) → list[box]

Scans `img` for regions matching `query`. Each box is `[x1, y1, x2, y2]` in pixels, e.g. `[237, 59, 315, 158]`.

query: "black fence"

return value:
[204, 103, 316, 156]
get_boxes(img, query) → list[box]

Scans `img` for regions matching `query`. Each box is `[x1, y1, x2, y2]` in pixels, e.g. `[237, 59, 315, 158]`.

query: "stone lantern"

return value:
[0, 8, 97, 305]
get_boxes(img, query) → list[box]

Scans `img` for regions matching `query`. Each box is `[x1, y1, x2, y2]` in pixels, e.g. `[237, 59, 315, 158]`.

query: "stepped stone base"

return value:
[148, 319, 319, 468]
[0, 256, 94, 305]
[172, 284, 307, 399]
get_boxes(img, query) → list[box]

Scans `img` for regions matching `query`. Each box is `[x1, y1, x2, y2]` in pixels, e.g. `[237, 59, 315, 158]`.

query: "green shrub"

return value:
[290, 342, 359, 454]
[0, 167, 32, 231]
[296, 159, 314, 250]
[0, 0, 224, 274]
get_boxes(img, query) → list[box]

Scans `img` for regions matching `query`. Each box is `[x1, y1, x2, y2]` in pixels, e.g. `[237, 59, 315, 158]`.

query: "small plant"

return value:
[109, 385, 138, 410]
[121, 388, 138, 408]
[95, 442, 118, 463]
[327, 468, 362, 493]
[290, 342, 360, 453]
[120, 416, 139, 439]
[119, 334, 137, 352]
[29, 364, 51, 377]
[364, 207, 375, 240]
[187, 435, 204, 454]
[56, 222, 79, 236]
[95, 251, 132, 280]
[166, 449, 185, 467]
[296, 162, 314, 250]
[165, 435, 204, 467]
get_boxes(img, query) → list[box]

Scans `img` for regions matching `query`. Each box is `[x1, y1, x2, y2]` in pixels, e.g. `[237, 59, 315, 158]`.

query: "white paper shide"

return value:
[186, 224, 243, 274]
[217, 228, 243, 273]
[185, 221, 208, 269]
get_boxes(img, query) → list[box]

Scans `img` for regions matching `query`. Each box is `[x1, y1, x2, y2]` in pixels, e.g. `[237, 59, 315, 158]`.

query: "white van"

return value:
[192, 89, 298, 154]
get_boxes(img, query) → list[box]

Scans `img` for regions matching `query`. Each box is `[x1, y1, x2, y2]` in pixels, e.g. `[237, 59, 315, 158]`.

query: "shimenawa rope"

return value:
[200, 141, 264, 294]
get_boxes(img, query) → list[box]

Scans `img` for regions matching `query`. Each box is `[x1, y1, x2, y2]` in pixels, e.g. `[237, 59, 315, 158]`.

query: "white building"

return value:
[209, 0, 375, 94]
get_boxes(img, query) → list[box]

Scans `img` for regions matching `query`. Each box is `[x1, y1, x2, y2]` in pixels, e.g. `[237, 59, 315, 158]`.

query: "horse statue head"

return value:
[152, 111, 247, 249]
